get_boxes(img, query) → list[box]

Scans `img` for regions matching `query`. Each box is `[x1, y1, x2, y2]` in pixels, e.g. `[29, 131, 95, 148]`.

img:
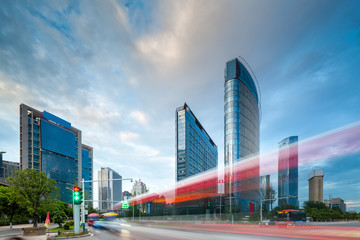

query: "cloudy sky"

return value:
[1, 0, 360, 210]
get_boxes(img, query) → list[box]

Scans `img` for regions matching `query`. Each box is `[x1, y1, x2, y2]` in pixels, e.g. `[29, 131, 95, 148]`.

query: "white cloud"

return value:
[130, 110, 148, 126]
[120, 131, 139, 142]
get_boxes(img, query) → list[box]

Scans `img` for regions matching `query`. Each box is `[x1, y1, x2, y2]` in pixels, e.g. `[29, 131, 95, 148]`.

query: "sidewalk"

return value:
[0, 223, 58, 240]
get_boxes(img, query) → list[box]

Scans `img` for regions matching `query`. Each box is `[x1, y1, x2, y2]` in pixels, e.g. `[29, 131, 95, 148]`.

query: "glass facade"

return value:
[82, 148, 93, 205]
[41, 119, 79, 203]
[41, 119, 76, 158]
[224, 58, 260, 214]
[176, 103, 218, 181]
[278, 136, 299, 207]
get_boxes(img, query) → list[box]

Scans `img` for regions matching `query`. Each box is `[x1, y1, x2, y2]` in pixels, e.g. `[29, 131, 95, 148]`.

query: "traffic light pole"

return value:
[73, 204, 80, 234]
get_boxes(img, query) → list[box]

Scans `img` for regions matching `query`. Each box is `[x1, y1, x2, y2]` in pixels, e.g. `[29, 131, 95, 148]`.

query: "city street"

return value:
[83, 220, 360, 240]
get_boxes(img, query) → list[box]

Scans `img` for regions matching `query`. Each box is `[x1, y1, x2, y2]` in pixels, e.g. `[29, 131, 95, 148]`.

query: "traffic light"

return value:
[73, 186, 83, 205]
[207, 199, 211, 207]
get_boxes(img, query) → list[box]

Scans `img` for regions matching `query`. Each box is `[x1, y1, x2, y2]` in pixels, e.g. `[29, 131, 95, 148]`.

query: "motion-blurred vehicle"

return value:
[275, 209, 306, 225]
[87, 213, 100, 226]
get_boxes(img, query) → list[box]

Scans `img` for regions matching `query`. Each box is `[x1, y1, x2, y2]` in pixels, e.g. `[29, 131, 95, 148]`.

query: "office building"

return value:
[98, 167, 122, 212]
[19, 104, 93, 204]
[175, 103, 218, 181]
[260, 174, 270, 211]
[308, 169, 323, 202]
[131, 179, 147, 196]
[82, 144, 93, 207]
[278, 136, 298, 207]
[325, 198, 346, 213]
[224, 57, 260, 214]
[0, 152, 20, 179]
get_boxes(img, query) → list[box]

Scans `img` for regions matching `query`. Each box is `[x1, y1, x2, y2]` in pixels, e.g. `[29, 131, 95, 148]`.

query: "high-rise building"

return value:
[260, 174, 270, 211]
[308, 169, 323, 202]
[82, 144, 93, 207]
[175, 103, 218, 181]
[98, 167, 122, 212]
[131, 179, 148, 214]
[224, 57, 260, 214]
[0, 152, 19, 179]
[278, 136, 298, 207]
[325, 198, 346, 213]
[20, 104, 93, 204]
[131, 179, 147, 196]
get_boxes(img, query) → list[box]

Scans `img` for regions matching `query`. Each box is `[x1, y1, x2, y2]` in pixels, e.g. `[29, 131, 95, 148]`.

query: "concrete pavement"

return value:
[0, 223, 58, 240]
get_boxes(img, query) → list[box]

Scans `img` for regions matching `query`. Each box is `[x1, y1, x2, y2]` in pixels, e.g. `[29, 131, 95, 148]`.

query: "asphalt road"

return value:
[88, 226, 294, 240]
[85, 221, 360, 240]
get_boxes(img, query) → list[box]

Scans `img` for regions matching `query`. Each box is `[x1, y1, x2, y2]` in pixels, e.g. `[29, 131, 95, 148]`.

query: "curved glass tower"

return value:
[224, 58, 260, 215]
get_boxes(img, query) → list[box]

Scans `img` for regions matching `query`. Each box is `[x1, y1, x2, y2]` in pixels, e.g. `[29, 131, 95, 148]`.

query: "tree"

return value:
[57, 201, 72, 217]
[52, 209, 67, 227]
[258, 184, 277, 211]
[0, 186, 25, 227]
[303, 201, 327, 210]
[7, 169, 59, 227]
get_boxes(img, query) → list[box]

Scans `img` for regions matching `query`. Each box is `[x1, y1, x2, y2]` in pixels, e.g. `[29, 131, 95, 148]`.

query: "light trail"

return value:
[113, 121, 360, 208]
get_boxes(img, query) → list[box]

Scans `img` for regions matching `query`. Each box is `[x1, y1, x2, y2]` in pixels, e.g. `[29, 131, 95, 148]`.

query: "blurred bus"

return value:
[276, 209, 306, 224]
[87, 213, 99, 226]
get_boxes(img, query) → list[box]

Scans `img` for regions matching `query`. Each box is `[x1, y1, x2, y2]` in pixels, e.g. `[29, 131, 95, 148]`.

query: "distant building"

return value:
[278, 136, 298, 207]
[122, 191, 132, 200]
[260, 174, 270, 210]
[325, 198, 346, 213]
[175, 103, 218, 181]
[131, 179, 147, 196]
[98, 167, 122, 212]
[308, 170, 323, 202]
[224, 57, 260, 215]
[131, 179, 148, 214]
[20, 104, 93, 204]
[0, 152, 19, 179]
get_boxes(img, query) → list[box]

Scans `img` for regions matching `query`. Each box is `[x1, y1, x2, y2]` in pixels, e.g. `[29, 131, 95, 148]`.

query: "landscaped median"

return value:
[46, 222, 91, 239]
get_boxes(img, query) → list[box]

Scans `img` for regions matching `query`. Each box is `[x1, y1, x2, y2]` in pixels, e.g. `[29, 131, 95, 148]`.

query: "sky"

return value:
[0, 0, 360, 210]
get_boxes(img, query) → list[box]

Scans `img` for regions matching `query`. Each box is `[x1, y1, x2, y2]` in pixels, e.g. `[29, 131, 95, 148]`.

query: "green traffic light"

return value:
[73, 187, 82, 204]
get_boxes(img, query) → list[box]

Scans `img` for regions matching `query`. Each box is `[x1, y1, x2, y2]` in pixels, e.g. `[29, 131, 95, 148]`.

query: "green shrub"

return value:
[63, 220, 74, 230]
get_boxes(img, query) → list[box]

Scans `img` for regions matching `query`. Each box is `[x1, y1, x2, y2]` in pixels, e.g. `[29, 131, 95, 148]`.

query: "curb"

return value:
[50, 233, 91, 239]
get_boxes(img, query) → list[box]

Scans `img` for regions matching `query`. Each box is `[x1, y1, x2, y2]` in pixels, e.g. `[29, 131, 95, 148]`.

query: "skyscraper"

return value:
[98, 167, 122, 212]
[176, 103, 218, 181]
[19, 104, 93, 204]
[308, 169, 323, 202]
[224, 58, 260, 214]
[278, 136, 298, 207]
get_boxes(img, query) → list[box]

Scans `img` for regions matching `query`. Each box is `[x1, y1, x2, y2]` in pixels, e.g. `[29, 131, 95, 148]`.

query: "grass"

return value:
[55, 230, 88, 238]
[48, 226, 74, 232]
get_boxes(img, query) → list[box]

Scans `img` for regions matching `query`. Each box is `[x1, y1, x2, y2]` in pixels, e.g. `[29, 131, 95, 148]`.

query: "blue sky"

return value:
[0, 0, 360, 210]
